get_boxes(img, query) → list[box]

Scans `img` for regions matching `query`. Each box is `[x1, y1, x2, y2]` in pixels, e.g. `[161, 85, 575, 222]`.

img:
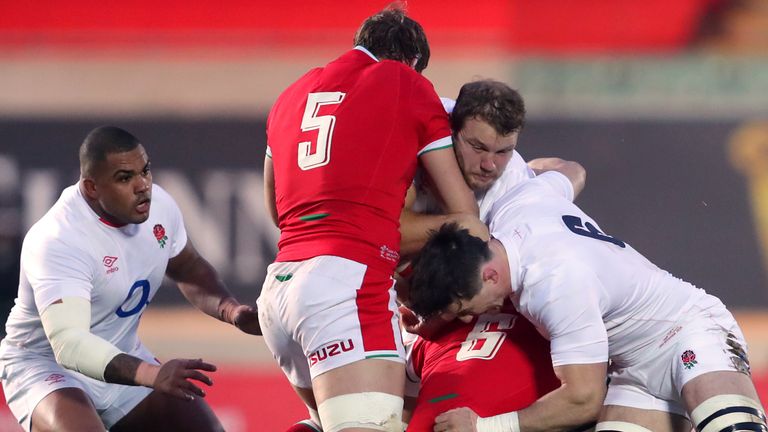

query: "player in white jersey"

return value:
[401, 80, 536, 260]
[0, 126, 260, 432]
[407, 170, 767, 432]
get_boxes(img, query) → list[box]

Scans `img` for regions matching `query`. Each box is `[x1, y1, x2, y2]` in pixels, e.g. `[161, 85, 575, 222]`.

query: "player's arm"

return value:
[399, 184, 482, 259]
[419, 147, 488, 240]
[527, 158, 587, 198]
[41, 297, 216, 400]
[515, 362, 606, 431]
[264, 152, 278, 227]
[434, 362, 606, 432]
[166, 239, 261, 335]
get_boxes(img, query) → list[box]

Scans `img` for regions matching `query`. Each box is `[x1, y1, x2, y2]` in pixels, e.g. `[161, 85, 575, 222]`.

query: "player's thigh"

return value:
[293, 385, 318, 410]
[312, 358, 405, 403]
[598, 404, 690, 432]
[260, 256, 404, 383]
[31, 388, 103, 432]
[312, 358, 405, 432]
[1, 352, 99, 432]
[674, 305, 766, 430]
[110, 390, 223, 432]
[601, 381, 690, 432]
[681, 371, 765, 432]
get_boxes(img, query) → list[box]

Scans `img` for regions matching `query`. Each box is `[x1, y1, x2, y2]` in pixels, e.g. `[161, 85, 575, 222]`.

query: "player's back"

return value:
[489, 173, 710, 363]
[406, 302, 560, 430]
[267, 47, 450, 273]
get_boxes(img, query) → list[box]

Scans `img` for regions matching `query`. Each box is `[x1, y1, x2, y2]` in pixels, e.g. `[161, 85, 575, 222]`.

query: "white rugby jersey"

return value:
[0, 183, 187, 359]
[413, 150, 538, 223]
[488, 172, 708, 368]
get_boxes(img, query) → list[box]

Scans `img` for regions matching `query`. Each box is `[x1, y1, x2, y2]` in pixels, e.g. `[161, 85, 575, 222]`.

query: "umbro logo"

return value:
[45, 373, 66, 385]
[103, 256, 119, 274]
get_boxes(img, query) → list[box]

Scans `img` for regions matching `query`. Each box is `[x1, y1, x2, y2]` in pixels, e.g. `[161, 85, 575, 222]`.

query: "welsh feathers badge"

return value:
[153, 224, 168, 248]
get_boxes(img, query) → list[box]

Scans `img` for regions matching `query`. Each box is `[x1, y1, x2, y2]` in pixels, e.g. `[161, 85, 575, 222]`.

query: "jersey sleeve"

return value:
[534, 171, 575, 202]
[412, 76, 453, 156]
[22, 232, 94, 313]
[521, 259, 608, 366]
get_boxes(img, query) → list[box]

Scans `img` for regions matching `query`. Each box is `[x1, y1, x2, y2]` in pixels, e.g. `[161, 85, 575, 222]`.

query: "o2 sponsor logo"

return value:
[308, 339, 355, 367]
[115, 280, 151, 318]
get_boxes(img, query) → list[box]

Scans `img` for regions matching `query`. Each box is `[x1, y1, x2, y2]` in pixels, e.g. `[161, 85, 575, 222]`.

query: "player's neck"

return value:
[488, 238, 512, 291]
[78, 181, 127, 228]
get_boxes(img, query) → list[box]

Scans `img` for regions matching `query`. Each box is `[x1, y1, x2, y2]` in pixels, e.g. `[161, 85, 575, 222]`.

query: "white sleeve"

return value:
[23, 233, 94, 313]
[534, 171, 575, 203]
[521, 259, 608, 366]
[440, 97, 456, 114]
[508, 151, 536, 181]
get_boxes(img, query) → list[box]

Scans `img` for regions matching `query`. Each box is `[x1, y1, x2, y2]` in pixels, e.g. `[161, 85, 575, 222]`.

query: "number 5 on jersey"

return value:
[298, 92, 346, 170]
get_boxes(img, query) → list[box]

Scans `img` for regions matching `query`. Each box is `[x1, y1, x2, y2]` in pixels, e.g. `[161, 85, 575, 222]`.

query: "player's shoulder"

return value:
[22, 186, 92, 261]
[151, 183, 173, 203]
[145, 184, 183, 221]
[25, 184, 83, 240]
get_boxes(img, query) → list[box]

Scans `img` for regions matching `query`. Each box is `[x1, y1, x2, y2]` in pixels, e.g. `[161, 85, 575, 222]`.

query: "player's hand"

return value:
[152, 358, 216, 401]
[232, 304, 262, 335]
[399, 305, 449, 340]
[434, 407, 479, 432]
[449, 213, 489, 242]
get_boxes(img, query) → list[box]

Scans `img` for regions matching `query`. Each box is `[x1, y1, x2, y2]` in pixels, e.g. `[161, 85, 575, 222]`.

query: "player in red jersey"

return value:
[259, 6, 481, 431]
[405, 302, 561, 431]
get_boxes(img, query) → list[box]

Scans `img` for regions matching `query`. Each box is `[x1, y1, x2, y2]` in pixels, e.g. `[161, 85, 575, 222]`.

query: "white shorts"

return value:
[0, 343, 157, 431]
[605, 296, 749, 415]
[257, 255, 405, 389]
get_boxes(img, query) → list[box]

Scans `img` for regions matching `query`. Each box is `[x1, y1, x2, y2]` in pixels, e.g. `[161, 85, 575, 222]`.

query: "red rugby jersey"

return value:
[266, 48, 452, 273]
[407, 303, 561, 430]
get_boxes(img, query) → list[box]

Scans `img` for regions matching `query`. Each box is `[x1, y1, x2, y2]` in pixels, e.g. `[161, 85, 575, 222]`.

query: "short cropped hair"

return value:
[408, 223, 491, 318]
[451, 80, 526, 136]
[353, 5, 430, 73]
[79, 126, 141, 176]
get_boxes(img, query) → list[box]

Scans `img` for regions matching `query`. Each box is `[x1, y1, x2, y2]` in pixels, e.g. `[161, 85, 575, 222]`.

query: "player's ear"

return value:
[481, 265, 498, 284]
[81, 177, 99, 200]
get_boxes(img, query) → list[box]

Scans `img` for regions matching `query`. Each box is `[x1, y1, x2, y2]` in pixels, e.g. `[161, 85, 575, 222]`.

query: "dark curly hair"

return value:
[353, 4, 430, 73]
[408, 223, 491, 318]
[451, 79, 526, 136]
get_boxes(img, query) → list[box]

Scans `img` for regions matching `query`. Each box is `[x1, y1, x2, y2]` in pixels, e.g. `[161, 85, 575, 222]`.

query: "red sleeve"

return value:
[410, 74, 452, 152]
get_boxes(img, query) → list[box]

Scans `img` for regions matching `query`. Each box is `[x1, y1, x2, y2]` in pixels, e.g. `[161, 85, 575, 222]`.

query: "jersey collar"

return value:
[354, 45, 379, 62]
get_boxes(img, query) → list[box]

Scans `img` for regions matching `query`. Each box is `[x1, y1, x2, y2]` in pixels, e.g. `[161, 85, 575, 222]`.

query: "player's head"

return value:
[409, 223, 506, 323]
[79, 126, 152, 225]
[451, 80, 526, 193]
[353, 5, 430, 73]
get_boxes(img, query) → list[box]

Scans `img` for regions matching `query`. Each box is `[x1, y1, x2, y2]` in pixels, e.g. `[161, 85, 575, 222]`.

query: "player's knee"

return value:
[594, 421, 652, 431]
[317, 392, 404, 432]
[690, 394, 767, 432]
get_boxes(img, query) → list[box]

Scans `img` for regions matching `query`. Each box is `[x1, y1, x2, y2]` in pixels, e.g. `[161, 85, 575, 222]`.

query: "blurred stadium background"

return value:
[1, 0, 768, 430]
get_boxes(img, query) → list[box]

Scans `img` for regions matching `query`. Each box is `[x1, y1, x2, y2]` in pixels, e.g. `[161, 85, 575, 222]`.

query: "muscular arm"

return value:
[419, 147, 479, 216]
[399, 185, 463, 258]
[517, 362, 606, 431]
[166, 240, 261, 335]
[40, 296, 216, 400]
[527, 158, 587, 198]
[436, 362, 606, 431]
